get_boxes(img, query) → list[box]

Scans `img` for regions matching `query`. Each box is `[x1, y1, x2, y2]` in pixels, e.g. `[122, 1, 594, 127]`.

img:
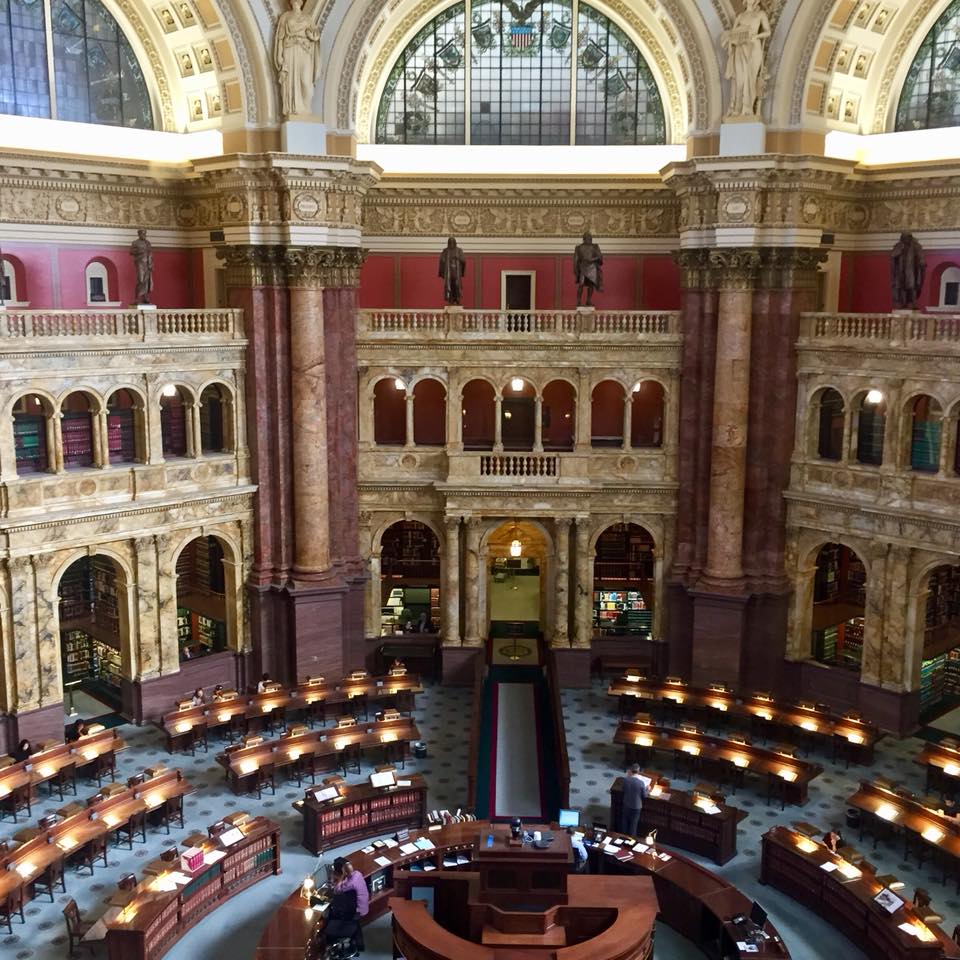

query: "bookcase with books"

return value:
[13, 414, 47, 473]
[61, 410, 94, 468]
[299, 775, 427, 854]
[92, 637, 122, 688]
[593, 590, 651, 637]
[63, 630, 93, 682]
[107, 408, 136, 462]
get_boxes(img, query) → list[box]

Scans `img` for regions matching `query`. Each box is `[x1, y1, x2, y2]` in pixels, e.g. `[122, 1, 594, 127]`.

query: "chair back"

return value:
[62, 898, 81, 932]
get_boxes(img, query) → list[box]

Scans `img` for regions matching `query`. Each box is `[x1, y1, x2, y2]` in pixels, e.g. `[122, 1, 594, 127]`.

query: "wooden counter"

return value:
[255, 820, 790, 960]
[916, 741, 960, 793]
[614, 720, 823, 806]
[761, 825, 960, 960]
[295, 774, 427, 853]
[105, 814, 280, 960]
[609, 774, 745, 864]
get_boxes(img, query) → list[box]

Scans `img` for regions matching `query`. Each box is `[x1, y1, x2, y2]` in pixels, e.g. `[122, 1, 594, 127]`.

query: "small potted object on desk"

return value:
[412, 740, 427, 759]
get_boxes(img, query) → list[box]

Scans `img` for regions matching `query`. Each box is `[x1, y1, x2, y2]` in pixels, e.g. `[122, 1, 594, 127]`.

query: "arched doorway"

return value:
[815, 388, 844, 460]
[591, 380, 625, 446]
[413, 379, 446, 445]
[487, 521, 549, 646]
[593, 523, 654, 637]
[59, 555, 126, 714]
[919, 564, 960, 713]
[160, 385, 191, 457]
[462, 379, 496, 450]
[374, 377, 406, 445]
[542, 380, 575, 451]
[12, 394, 52, 474]
[106, 388, 142, 464]
[630, 381, 664, 447]
[175, 535, 229, 660]
[811, 543, 866, 673]
[501, 377, 535, 451]
[380, 520, 440, 635]
[61, 391, 97, 469]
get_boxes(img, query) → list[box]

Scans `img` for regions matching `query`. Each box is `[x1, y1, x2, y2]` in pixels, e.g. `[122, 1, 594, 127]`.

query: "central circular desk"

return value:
[254, 821, 790, 960]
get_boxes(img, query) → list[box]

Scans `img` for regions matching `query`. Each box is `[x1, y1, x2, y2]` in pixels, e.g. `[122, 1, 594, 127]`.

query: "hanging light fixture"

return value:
[865, 388, 884, 405]
[508, 521, 523, 558]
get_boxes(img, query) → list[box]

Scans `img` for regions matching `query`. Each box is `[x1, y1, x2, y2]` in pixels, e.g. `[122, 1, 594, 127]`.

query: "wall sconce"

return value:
[161, 384, 177, 397]
[866, 389, 883, 405]
[511, 377, 524, 392]
[394, 378, 405, 391]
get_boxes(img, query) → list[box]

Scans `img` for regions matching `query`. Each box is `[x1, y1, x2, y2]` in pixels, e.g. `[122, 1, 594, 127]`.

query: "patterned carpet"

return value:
[4, 677, 955, 960]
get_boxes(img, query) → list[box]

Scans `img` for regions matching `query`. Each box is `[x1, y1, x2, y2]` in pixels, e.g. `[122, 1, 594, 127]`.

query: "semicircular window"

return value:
[0, 0, 153, 128]
[896, 0, 960, 131]
[376, 0, 665, 145]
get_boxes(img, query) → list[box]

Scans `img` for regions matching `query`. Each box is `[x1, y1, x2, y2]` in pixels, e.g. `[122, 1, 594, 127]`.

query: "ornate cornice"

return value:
[284, 246, 369, 288]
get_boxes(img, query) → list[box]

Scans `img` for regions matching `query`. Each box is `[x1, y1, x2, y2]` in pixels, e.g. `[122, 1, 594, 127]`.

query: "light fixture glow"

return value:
[796, 837, 818, 854]
[866, 389, 884, 405]
[876, 803, 899, 822]
[161, 384, 177, 398]
[945, 762, 960, 777]
[510, 539, 522, 558]
[511, 377, 524, 392]
[632, 382, 641, 393]
[394, 378, 405, 391]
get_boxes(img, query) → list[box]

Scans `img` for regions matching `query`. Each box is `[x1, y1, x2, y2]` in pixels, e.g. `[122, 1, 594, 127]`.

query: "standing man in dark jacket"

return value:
[620, 763, 648, 836]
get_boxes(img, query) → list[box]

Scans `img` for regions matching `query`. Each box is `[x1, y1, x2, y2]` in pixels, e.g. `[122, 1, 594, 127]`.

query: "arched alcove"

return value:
[379, 520, 441, 635]
[199, 383, 232, 453]
[85, 258, 118, 304]
[462, 379, 496, 450]
[106, 388, 142, 464]
[855, 391, 886, 466]
[374, 377, 407, 446]
[811, 542, 866, 674]
[12, 394, 52, 474]
[542, 380, 575, 451]
[630, 380, 664, 448]
[175, 534, 229, 660]
[413, 378, 446, 446]
[920, 563, 960, 712]
[160, 384, 190, 457]
[593, 523, 654, 638]
[502, 377, 535, 451]
[910, 395, 942, 472]
[816, 388, 845, 461]
[61, 390, 97, 469]
[591, 380, 625, 447]
[487, 520, 549, 644]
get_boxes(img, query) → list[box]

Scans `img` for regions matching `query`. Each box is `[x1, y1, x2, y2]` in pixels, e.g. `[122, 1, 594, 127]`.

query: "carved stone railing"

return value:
[359, 309, 679, 339]
[801, 312, 960, 345]
[0, 308, 244, 341]
[480, 454, 558, 477]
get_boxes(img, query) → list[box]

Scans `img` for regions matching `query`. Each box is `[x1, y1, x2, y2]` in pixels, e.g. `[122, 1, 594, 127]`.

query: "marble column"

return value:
[552, 519, 571, 647]
[50, 413, 64, 473]
[703, 249, 761, 584]
[622, 393, 633, 450]
[534, 396, 544, 453]
[494, 396, 503, 452]
[133, 534, 161, 679]
[186, 401, 202, 458]
[95, 409, 109, 468]
[880, 386, 901, 471]
[785, 565, 817, 661]
[0, 417, 17, 482]
[31, 553, 62, 704]
[840, 405, 853, 463]
[153, 534, 180, 675]
[447, 379, 463, 452]
[365, 551, 382, 640]
[938, 416, 957, 476]
[464, 519, 483, 646]
[575, 371, 591, 451]
[443, 518, 461, 646]
[405, 391, 415, 448]
[573, 518, 592, 648]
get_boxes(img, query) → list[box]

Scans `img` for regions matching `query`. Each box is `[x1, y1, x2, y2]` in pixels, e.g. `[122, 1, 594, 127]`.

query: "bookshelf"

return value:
[593, 590, 651, 637]
[13, 414, 47, 473]
[93, 637, 122, 687]
[107, 409, 136, 462]
[63, 630, 93, 682]
[61, 411, 94, 468]
[921, 654, 947, 711]
[299, 775, 427, 854]
[161, 398, 188, 456]
[59, 556, 123, 688]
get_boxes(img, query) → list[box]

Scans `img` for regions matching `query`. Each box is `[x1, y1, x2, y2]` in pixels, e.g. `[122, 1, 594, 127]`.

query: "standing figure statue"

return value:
[721, 0, 771, 117]
[574, 233, 603, 306]
[129, 229, 153, 305]
[274, 0, 320, 119]
[439, 237, 466, 305]
[891, 232, 926, 310]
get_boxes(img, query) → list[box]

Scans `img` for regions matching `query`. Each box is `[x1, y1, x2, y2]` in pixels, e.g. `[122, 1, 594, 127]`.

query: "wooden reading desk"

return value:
[609, 774, 745, 864]
[614, 719, 823, 806]
[160, 671, 423, 753]
[608, 676, 878, 763]
[0, 727, 126, 799]
[215, 716, 421, 794]
[916, 741, 960, 793]
[103, 812, 281, 960]
[762, 824, 960, 960]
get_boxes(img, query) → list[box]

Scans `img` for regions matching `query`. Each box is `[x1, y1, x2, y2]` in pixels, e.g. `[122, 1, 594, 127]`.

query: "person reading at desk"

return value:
[212, 684, 226, 701]
[190, 688, 205, 707]
[257, 673, 272, 693]
[11, 738, 35, 762]
[822, 829, 843, 853]
[66, 719, 89, 743]
[333, 857, 369, 919]
[621, 763, 648, 837]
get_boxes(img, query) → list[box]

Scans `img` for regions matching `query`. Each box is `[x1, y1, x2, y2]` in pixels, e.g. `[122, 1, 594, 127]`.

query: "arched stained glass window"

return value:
[896, 0, 960, 131]
[0, 0, 153, 128]
[376, 0, 665, 145]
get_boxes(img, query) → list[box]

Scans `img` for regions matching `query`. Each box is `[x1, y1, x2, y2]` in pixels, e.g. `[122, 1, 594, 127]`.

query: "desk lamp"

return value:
[510, 817, 522, 840]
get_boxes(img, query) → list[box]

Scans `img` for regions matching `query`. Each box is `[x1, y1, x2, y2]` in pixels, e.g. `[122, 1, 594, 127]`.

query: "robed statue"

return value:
[891, 232, 926, 310]
[130, 229, 153, 304]
[574, 233, 603, 306]
[721, 0, 771, 117]
[274, 0, 320, 118]
[439, 237, 466, 305]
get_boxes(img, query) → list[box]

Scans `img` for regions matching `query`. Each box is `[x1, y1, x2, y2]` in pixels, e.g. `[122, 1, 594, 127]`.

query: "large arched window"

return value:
[0, 0, 153, 128]
[376, 0, 665, 145]
[896, 0, 960, 131]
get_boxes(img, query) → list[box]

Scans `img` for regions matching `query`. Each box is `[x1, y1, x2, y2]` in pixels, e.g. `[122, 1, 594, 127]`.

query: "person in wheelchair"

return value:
[323, 888, 361, 959]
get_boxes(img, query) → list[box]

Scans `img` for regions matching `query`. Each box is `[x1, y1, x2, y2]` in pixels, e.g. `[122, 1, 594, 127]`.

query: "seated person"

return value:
[323, 888, 360, 956]
[66, 719, 89, 743]
[570, 833, 589, 872]
[11, 738, 34, 762]
[333, 857, 369, 918]
[190, 687, 205, 707]
[822, 829, 843, 853]
[212, 684, 226, 701]
[256, 672, 272, 693]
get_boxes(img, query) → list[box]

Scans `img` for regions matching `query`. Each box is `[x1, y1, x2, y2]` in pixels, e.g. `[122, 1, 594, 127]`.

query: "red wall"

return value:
[838, 250, 960, 313]
[359, 252, 681, 310]
[3, 242, 202, 309]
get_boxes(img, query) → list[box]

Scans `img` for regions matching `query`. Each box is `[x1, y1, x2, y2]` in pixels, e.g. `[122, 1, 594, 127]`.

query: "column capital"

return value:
[674, 248, 715, 291]
[757, 247, 828, 290]
[444, 515, 462, 533]
[217, 244, 286, 287]
[555, 517, 573, 531]
[708, 248, 762, 291]
[284, 246, 368, 289]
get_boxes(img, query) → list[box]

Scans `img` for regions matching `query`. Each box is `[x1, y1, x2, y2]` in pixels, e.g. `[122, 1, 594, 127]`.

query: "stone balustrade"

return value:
[0, 308, 244, 340]
[800, 312, 960, 346]
[358, 308, 679, 339]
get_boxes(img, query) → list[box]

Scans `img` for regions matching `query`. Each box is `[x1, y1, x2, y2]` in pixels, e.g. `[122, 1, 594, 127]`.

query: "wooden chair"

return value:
[1, 885, 25, 934]
[46, 763, 78, 801]
[304, 698, 327, 729]
[338, 744, 361, 776]
[35, 857, 67, 901]
[86, 752, 116, 786]
[254, 764, 276, 799]
[186, 724, 209, 756]
[265, 705, 287, 736]
[77, 834, 109, 875]
[223, 712, 246, 742]
[292, 752, 318, 787]
[382, 740, 406, 769]
[115, 809, 147, 849]
[161, 794, 185, 834]
[350, 694, 369, 722]
[0, 781, 32, 822]
[62, 899, 95, 957]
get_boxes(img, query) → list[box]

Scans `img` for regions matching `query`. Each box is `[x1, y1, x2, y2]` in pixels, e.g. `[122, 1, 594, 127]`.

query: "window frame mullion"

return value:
[43, 0, 57, 118]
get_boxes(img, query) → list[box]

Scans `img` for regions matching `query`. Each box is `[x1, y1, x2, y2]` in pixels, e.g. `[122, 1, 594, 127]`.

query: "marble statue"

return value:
[274, 0, 320, 119]
[130, 229, 153, 304]
[439, 237, 466, 305]
[574, 233, 603, 306]
[721, 0, 771, 117]
[891, 232, 926, 310]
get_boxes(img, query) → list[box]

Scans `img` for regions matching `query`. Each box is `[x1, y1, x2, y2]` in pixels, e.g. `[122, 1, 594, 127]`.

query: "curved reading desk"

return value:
[254, 820, 790, 960]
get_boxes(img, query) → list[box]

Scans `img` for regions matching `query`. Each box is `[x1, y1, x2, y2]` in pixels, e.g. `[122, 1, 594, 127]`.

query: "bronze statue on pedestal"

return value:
[439, 237, 466, 305]
[574, 233, 603, 306]
[891, 232, 925, 310]
[130, 229, 154, 305]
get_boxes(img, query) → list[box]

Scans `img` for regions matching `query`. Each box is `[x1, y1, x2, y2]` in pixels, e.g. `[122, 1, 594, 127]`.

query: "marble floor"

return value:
[3, 678, 955, 960]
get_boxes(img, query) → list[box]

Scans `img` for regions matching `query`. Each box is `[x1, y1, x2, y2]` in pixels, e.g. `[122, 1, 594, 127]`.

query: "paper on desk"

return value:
[362, 846, 375, 854]
[399, 843, 419, 855]
[168, 871, 192, 885]
[657, 852, 671, 861]
[383, 838, 399, 848]
[205, 850, 226, 864]
[602, 844, 619, 854]
[374, 856, 392, 867]
[737, 944, 759, 953]
[633, 843, 649, 854]
[414, 837, 435, 850]
[397, 780, 412, 787]
[819, 861, 838, 873]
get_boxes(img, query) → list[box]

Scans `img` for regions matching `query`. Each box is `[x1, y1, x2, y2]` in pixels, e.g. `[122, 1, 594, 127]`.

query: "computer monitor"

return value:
[749, 901, 767, 928]
[557, 808, 580, 828]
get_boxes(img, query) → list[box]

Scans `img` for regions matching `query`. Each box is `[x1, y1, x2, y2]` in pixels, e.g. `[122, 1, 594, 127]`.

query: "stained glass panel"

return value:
[0, 0, 52, 118]
[896, 0, 960, 131]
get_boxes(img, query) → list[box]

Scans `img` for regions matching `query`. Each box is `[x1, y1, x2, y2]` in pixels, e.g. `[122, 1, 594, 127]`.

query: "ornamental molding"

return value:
[707, 248, 762, 289]
[788, 0, 835, 126]
[284, 246, 369, 288]
[218, 244, 287, 286]
[113, 0, 176, 131]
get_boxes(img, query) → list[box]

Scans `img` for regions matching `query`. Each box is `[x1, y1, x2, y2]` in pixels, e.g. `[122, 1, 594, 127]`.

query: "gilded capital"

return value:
[284, 246, 368, 289]
[708, 248, 762, 291]
[217, 245, 286, 287]
[757, 247, 829, 290]
[674, 248, 713, 290]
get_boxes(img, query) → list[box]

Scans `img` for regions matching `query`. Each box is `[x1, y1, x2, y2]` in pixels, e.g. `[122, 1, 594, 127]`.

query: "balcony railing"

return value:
[359, 309, 679, 339]
[0, 308, 244, 341]
[801, 312, 960, 345]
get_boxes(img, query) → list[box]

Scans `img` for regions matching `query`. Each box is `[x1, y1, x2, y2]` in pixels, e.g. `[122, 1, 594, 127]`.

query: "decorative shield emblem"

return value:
[413, 69, 438, 98]
[605, 69, 630, 97]
[510, 24, 534, 50]
[472, 19, 495, 51]
[403, 110, 430, 136]
[580, 39, 605, 70]
[437, 39, 462, 69]
[549, 19, 571, 50]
